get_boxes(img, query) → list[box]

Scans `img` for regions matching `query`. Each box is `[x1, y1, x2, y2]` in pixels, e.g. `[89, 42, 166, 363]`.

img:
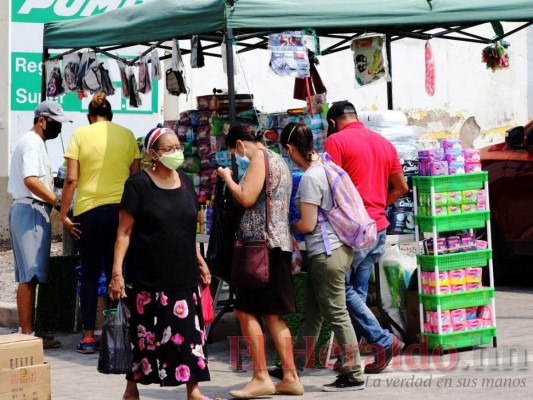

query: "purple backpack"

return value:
[318, 152, 377, 254]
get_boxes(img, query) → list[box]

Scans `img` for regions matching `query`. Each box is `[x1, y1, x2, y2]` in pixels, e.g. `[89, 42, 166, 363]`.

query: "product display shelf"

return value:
[413, 171, 497, 350]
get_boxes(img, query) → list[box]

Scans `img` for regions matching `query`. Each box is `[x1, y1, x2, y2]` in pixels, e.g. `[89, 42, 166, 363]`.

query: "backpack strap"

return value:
[317, 211, 332, 256]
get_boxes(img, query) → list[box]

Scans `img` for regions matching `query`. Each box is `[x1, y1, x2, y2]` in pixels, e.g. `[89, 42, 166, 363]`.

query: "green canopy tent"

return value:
[42, 0, 533, 118]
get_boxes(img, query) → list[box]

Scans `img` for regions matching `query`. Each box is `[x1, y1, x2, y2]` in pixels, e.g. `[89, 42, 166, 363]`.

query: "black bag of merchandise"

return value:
[97, 299, 132, 375]
[206, 177, 240, 283]
[166, 68, 187, 96]
[190, 35, 205, 68]
[98, 63, 115, 96]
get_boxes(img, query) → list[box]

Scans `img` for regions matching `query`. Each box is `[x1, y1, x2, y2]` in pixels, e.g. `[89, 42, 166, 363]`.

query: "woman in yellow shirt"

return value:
[60, 92, 141, 354]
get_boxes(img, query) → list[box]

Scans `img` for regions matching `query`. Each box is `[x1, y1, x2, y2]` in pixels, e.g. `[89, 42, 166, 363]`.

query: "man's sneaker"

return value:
[322, 375, 365, 392]
[76, 338, 96, 354]
[364, 335, 401, 374]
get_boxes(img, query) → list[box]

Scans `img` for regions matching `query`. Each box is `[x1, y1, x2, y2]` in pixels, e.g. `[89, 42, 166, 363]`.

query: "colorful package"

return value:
[466, 282, 482, 291]
[463, 149, 481, 162]
[462, 190, 478, 203]
[430, 285, 451, 294]
[482, 319, 493, 327]
[477, 189, 486, 203]
[197, 110, 213, 126]
[445, 152, 465, 165]
[427, 161, 449, 176]
[467, 319, 482, 330]
[465, 162, 482, 173]
[182, 141, 198, 157]
[450, 284, 467, 293]
[446, 191, 462, 205]
[461, 204, 476, 213]
[418, 206, 429, 216]
[448, 164, 466, 175]
[433, 192, 447, 206]
[215, 150, 232, 167]
[477, 305, 492, 320]
[197, 139, 214, 157]
[418, 162, 427, 176]
[178, 125, 195, 142]
[441, 139, 462, 151]
[424, 238, 447, 255]
[466, 267, 483, 283]
[428, 270, 449, 287]
[418, 148, 444, 161]
[181, 156, 201, 173]
[446, 236, 461, 254]
[447, 205, 461, 214]
[196, 125, 211, 140]
[465, 307, 478, 320]
[433, 206, 448, 216]
[476, 202, 486, 211]
[424, 322, 434, 333]
[453, 321, 469, 332]
[476, 240, 488, 250]
[448, 269, 466, 284]
[439, 323, 454, 333]
[450, 309, 466, 323]
[427, 310, 451, 325]
[460, 234, 477, 252]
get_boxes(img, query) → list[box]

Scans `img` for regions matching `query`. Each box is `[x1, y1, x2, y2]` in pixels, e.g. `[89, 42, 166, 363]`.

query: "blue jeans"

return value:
[345, 230, 392, 348]
[75, 204, 119, 331]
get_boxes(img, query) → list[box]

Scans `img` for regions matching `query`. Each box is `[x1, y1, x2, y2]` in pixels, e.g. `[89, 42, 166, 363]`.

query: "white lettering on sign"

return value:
[15, 57, 43, 76]
[18, 0, 144, 17]
[16, 88, 40, 105]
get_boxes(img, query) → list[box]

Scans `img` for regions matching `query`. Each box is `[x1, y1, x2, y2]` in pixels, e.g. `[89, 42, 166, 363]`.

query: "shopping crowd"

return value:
[7, 95, 407, 400]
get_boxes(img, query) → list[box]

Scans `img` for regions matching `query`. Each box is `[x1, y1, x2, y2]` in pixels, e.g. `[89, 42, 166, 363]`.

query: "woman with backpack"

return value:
[279, 122, 365, 392]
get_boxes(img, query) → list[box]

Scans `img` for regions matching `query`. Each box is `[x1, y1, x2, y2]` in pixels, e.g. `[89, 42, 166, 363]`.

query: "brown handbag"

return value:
[231, 148, 271, 289]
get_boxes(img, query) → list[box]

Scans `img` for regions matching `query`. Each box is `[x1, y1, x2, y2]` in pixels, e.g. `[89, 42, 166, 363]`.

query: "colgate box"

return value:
[0, 334, 44, 369]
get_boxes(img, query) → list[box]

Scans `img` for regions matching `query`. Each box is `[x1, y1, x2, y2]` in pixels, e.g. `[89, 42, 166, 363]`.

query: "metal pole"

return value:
[225, 29, 237, 126]
[41, 49, 49, 101]
[385, 34, 393, 110]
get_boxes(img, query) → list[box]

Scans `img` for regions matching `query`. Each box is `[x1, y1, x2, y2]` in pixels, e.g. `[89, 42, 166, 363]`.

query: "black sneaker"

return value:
[364, 335, 401, 374]
[322, 375, 365, 392]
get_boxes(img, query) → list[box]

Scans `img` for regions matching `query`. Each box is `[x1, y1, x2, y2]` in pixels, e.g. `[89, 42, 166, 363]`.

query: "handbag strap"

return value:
[260, 148, 271, 236]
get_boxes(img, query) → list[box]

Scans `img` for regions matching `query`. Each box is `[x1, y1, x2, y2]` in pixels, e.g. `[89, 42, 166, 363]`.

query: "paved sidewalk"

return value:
[1, 288, 532, 399]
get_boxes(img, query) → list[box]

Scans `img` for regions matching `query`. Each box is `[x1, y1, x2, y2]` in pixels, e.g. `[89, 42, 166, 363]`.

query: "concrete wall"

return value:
[0, 2, 10, 242]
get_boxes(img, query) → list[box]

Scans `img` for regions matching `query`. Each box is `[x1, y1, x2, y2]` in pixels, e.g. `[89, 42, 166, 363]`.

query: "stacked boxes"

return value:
[420, 266, 483, 294]
[0, 334, 50, 399]
[418, 139, 482, 176]
[387, 160, 417, 235]
[418, 189, 486, 216]
[424, 305, 493, 333]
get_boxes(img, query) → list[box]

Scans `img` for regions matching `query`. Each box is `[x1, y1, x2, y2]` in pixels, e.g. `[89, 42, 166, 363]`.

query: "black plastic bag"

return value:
[97, 299, 132, 375]
[206, 177, 240, 282]
[190, 35, 205, 68]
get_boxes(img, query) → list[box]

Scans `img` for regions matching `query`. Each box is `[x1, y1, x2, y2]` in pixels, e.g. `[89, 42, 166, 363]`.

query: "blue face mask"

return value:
[235, 152, 251, 171]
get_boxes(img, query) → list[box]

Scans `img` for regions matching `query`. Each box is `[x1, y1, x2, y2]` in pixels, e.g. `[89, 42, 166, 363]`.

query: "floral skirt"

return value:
[125, 285, 210, 386]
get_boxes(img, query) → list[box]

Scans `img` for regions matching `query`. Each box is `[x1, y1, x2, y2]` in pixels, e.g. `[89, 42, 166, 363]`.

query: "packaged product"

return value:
[461, 204, 476, 213]
[424, 238, 447, 255]
[465, 162, 482, 173]
[466, 282, 482, 291]
[452, 321, 469, 332]
[478, 305, 492, 320]
[463, 149, 481, 162]
[460, 234, 476, 252]
[448, 164, 466, 175]
[465, 307, 478, 320]
[196, 125, 211, 140]
[467, 319, 482, 330]
[448, 268, 466, 284]
[177, 125, 195, 142]
[475, 240, 488, 250]
[446, 236, 461, 254]
[441, 139, 462, 151]
[181, 156, 201, 173]
[450, 308, 466, 323]
[428, 270, 449, 287]
[427, 161, 449, 176]
[445, 152, 465, 164]
[449, 284, 467, 293]
[179, 110, 199, 127]
[447, 205, 461, 214]
[418, 148, 444, 162]
[446, 191, 462, 205]
[461, 190, 478, 203]
[197, 139, 214, 157]
[182, 141, 198, 157]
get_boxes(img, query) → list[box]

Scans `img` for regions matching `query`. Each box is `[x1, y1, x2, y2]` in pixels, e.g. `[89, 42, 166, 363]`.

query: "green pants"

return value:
[294, 245, 364, 382]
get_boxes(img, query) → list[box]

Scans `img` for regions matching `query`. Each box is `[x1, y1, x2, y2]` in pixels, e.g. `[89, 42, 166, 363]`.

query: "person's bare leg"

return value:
[122, 380, 139, 400]
[186, 382, 222, 400]
[17, 279, 38, 334]
[229, 310, 275, 396]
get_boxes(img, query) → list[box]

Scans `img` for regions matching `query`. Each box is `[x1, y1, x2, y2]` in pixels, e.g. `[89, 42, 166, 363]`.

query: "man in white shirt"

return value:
[8, 101, 71, 346]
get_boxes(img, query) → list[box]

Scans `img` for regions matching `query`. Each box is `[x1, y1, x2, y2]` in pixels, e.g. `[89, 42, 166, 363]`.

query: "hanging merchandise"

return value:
[98, 60, 115, 96]
[268, 31, 310, 78]
[116, 59, 129, 98]
[351, 34, 391, 86]
[166, 39, 188, 96]
[425, 41, 436, 96]
[77, 51, 96, 92]
[138, 54, 152, 94]
[481, 40, 510, 72]
[190, 35, 205, 68]
[45, 59, 65, 97]
[221, 36, 239, 75]
[128, 67, 141, 108]
[150, 48, 161, 80]
[293, 51, 327, 101]
[62, 53, 80, 93]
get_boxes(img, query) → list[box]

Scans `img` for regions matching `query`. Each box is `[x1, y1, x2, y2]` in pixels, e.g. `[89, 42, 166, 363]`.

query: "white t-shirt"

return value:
[8, 131, 53, 201]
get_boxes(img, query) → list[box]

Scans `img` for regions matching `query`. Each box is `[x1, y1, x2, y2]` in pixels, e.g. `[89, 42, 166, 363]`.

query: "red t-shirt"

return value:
[324, 121, 402, 231]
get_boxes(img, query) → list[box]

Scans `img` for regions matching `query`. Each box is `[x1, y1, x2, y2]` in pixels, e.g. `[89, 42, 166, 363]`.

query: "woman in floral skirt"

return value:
[109, 127, 220, 400]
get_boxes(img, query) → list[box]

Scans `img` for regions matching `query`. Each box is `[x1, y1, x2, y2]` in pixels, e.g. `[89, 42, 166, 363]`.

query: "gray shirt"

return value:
[296, 164, 343, 257]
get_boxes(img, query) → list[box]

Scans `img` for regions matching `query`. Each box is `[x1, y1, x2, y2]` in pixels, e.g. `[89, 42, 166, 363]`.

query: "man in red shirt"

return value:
[324, 101, 408, 373]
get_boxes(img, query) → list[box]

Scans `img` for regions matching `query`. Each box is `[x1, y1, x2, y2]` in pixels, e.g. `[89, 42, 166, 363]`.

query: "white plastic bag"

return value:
[351, 34, 390, 86]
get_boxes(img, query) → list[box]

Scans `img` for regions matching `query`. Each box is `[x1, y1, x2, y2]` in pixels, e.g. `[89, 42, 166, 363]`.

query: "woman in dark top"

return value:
[109, 127, 220, 400]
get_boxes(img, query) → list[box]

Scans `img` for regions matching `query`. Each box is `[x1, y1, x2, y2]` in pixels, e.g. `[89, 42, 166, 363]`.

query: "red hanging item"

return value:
[425, 41, 435, 96]
[200, 284, 214, 325]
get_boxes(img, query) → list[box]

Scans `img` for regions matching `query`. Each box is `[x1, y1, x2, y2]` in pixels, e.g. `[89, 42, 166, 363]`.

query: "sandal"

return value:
[40, 336, 61, 349]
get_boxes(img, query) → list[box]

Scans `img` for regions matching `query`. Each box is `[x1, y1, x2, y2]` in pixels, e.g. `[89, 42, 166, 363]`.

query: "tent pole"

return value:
[41, 49, 49, 102]
[225, 29, 237, 126]
[386, 34, 393, 110]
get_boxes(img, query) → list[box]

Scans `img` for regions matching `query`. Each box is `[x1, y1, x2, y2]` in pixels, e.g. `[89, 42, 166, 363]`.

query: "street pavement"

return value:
[1, 287, 532, 400]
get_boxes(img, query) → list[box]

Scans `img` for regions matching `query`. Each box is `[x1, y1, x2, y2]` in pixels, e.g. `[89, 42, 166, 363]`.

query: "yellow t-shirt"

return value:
[64, 121, 141, 216]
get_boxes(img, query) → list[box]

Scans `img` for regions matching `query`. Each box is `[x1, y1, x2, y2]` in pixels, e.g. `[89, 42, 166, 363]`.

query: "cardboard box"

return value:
[0, 363, 51, 400]
[0, 334, 44, 369]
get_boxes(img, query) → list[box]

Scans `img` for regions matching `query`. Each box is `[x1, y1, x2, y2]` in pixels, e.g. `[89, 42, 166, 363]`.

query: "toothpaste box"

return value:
[465, 162, 482, 173]
[460, 234, 477, 252]
[461, 190, 477, 203]
[427, 161, 449, 176]
[446, 191, 462, 205]
[448, 164, 466, 175]
[446, 236, 461, 254]
[461, 204, 476, 213]
[448, 269, 466, 284]
[463, 149, 481, 162]
[441, 139, 462, 151]
[465, 267, 483, 283]
[448, 205, 461, 214]
[418, 148, 445, 162]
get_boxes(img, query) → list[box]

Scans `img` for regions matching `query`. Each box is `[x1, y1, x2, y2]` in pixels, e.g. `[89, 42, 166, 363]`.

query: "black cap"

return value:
[326, 100, 357, 121]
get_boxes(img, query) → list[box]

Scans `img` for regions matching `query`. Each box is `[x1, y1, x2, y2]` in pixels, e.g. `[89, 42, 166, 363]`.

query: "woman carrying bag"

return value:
[108, 127, 220, 400]
[216, 125, 303, 398]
